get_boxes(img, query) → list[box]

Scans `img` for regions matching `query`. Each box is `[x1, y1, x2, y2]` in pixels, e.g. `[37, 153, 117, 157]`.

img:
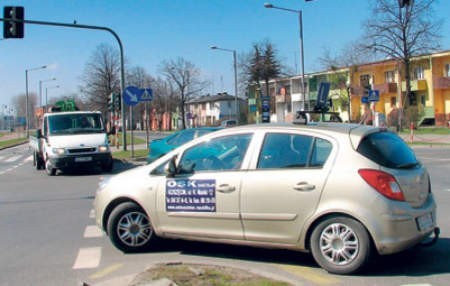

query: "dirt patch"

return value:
[129, 262, 292, 286]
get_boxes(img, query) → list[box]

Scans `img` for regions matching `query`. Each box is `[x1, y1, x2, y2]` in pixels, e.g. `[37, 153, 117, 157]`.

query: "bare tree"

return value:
[80, 43, 121, 114]
[364, 0, 442, 126]
[11, 93, 38, 128]
[160, 57, 208, 129]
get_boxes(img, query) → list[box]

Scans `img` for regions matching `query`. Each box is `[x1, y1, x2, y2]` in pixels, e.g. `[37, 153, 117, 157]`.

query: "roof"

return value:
[186, 92, 242, 104]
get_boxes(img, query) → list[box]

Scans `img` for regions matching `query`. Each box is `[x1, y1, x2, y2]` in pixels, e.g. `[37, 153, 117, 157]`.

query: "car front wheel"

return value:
[310, 216, 371, 275]
[107, 202, 155, 253]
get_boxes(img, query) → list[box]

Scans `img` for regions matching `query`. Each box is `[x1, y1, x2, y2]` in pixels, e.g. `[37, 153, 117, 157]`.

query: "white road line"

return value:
[73, 247, 102, 269]
[24, 156, 33, 162]
[4, 155, 21, 163]
[89, 209, 95, 219]
[84, 225, 103, 238]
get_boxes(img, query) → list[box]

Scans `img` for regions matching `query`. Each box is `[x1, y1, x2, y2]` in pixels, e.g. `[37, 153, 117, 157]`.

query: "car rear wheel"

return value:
[107, 202, 155, 253]
[310, 216, 371, 274]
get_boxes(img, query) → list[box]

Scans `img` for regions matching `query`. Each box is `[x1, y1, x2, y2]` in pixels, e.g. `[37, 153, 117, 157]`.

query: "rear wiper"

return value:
[397, 162, 419, 169]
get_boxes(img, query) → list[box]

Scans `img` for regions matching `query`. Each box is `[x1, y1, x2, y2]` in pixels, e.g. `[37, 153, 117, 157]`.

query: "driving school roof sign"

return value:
[123, 86, 153, 106]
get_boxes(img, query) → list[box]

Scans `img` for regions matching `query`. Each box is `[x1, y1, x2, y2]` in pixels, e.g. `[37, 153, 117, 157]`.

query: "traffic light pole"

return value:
[0, 17, 128, 150]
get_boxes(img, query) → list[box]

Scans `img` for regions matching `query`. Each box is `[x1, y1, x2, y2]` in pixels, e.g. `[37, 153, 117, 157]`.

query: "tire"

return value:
[102, 160, 114, 173]
[310, 216, 371, 275]
[45, 159, 56, 176]
[107, 202, 155, 253]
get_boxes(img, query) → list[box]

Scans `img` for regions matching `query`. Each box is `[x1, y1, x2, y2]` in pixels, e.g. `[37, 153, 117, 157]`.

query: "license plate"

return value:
[75, 156, 92, 162]
[416, 212, 434, 231]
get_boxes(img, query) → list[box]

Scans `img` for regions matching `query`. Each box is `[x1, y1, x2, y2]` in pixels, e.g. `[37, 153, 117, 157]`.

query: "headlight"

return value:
[98, 175, 112, 191]
[98, 145, 109, 152]
[52, 148, 65, 155]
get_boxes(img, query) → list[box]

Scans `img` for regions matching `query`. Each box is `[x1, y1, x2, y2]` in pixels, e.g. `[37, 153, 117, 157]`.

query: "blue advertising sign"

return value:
[368, 90, 380, 102]
[166, 179, 216, 212]
[123, 86, 142, 106]
[139, 88, 153, 102]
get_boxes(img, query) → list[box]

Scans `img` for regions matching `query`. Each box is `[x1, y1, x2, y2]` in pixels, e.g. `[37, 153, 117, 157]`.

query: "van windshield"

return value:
[48, 113, 104, 135]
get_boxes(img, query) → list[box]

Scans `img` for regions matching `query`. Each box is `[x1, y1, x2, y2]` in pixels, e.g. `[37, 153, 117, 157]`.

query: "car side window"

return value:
[179, 134, 252, 173]
[310, 138, 332, 167]
[258, 133, 312, 169]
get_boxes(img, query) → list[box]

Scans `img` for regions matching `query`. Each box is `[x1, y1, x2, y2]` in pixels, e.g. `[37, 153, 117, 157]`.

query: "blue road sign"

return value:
[139, 88, 153, 102]
[361, 96, 369, 104]
[123, 86, 142, 106]
[368, 90, 380, 102]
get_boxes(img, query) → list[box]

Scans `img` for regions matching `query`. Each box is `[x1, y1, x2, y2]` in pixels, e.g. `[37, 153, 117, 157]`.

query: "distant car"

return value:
[95, 123, 439, 275]
[147, 127, 221, 163]
[220, 119, 237, 127]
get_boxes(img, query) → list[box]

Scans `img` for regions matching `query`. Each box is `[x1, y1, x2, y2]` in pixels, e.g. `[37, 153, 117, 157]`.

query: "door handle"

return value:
[293, 182, 315, 192]
[217, 184, 236, 193]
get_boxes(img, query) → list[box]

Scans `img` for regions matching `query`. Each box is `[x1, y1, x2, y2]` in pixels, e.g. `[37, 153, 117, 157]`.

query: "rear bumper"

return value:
[372, 196, 437, 255]
[49, 153, 113, 169]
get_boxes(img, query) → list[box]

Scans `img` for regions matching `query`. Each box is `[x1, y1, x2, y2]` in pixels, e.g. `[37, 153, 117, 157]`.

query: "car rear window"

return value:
[356, 131, 418, 169]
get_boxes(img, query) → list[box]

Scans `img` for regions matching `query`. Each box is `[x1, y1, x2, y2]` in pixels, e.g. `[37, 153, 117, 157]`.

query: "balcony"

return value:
[433, 76, 450, 90]
[401, 79, 427, 91]
[372, 82, 397, 94]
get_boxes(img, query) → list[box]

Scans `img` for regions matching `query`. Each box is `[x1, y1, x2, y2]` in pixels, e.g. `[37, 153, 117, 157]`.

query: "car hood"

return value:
[48, 134, 107, 148]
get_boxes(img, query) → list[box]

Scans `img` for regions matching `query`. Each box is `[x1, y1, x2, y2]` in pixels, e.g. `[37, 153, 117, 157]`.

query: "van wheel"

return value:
[45, 159, 56, 176]
[107, 202, 155, 253]
[310, 216, 371, 275]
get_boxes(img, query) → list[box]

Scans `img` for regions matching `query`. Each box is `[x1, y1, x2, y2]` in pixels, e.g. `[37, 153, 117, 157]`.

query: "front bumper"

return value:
[49, 153, 113, 169]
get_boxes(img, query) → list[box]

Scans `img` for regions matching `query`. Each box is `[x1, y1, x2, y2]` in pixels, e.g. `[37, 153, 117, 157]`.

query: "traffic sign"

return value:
[139, 88, 153, 102]
[368, 90, 380, 102]
[123, 86, 142, 106]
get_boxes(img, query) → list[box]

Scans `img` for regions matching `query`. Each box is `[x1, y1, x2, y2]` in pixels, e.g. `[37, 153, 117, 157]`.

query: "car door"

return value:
[155, 132, 253, 241]
[240, 131, 335, 245]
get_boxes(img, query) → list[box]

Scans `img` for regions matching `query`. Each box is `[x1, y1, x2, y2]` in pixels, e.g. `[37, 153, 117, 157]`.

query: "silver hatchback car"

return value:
[94, 123, 439, 274]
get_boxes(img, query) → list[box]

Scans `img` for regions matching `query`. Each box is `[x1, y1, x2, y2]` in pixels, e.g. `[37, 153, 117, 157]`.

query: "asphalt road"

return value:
[0, 144, 449, 286]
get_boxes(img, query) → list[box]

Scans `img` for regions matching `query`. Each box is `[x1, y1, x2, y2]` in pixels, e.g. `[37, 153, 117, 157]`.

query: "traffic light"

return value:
[3, 6, 24, 39]
[108, 93, 115, 112]
[114, 93, 121, 111]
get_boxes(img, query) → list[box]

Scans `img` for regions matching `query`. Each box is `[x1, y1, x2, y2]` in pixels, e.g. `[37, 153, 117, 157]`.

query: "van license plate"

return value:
[417, 213, 433, 231]
[75, 157, 92, 162]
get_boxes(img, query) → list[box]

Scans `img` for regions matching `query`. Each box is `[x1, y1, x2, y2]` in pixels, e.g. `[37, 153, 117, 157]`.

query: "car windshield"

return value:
[357, 131, 418, 169]
[48, 113, 104, 135]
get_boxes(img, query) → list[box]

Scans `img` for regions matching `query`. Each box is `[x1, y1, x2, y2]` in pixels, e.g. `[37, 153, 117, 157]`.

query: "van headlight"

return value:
[52, 148, 65, 155]
[98, 145, 109, 152]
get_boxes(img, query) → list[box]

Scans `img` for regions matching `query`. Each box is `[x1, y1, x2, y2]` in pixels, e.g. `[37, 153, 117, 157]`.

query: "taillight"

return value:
[358, 169, 405, 201]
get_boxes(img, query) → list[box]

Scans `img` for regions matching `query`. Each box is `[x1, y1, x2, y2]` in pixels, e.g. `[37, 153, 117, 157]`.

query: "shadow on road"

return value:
[135, 236, 450, 276]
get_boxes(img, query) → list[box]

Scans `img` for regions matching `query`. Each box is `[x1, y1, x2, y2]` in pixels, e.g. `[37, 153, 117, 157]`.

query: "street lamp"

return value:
[264, 2, 307, 110]
[25, 65, 48, 137]
[45, 85, 60, 111]
[210, 45, 239, 123]
[39, 77, 56, 107]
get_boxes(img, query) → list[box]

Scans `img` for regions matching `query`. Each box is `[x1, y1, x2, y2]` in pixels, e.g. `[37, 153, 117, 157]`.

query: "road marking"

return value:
[73, 247, 102, 269]
[276, 264, 341, 285]
[4, 155, 21, 162]
[401, 284, 433, 286]
[84, 225, 103, 238]
[89, 209, 95, 219]
[89, 263, 123, 280]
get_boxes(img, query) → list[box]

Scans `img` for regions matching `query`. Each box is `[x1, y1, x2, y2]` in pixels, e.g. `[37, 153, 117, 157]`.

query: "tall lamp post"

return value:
[210, 45, 239, 123]
[39, 77, 56, 107]
[45, 85, 60, 111]
[264, 2, 307, 110]
[25, 65, 47, 137]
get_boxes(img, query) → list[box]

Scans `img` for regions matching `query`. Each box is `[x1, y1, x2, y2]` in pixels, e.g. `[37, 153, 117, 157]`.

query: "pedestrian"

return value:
[359, 104, 373, 125]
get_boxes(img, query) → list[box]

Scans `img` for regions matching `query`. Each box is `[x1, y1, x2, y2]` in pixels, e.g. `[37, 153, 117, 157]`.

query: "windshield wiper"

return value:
[397, 162, 419, 169]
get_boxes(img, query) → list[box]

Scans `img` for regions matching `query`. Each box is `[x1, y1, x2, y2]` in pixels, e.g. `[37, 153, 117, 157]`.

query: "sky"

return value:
[1, 0, 450, 113]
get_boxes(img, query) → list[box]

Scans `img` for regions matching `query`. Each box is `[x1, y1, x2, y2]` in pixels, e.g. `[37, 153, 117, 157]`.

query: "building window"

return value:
[360, 74, 371, 88]
[385, 71, 395, 83]
[445, 64, 450, 77]
[412, 66, 424, 80]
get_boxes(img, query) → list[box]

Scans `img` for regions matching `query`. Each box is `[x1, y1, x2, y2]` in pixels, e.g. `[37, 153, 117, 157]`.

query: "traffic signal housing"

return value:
[3, 6, 24, 39]
[108, 93, 115, 112]
[114, 93, 121, 111]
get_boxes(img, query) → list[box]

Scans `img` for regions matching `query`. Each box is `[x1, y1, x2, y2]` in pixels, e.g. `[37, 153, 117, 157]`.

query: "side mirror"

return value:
[164, 156, 178, 178]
